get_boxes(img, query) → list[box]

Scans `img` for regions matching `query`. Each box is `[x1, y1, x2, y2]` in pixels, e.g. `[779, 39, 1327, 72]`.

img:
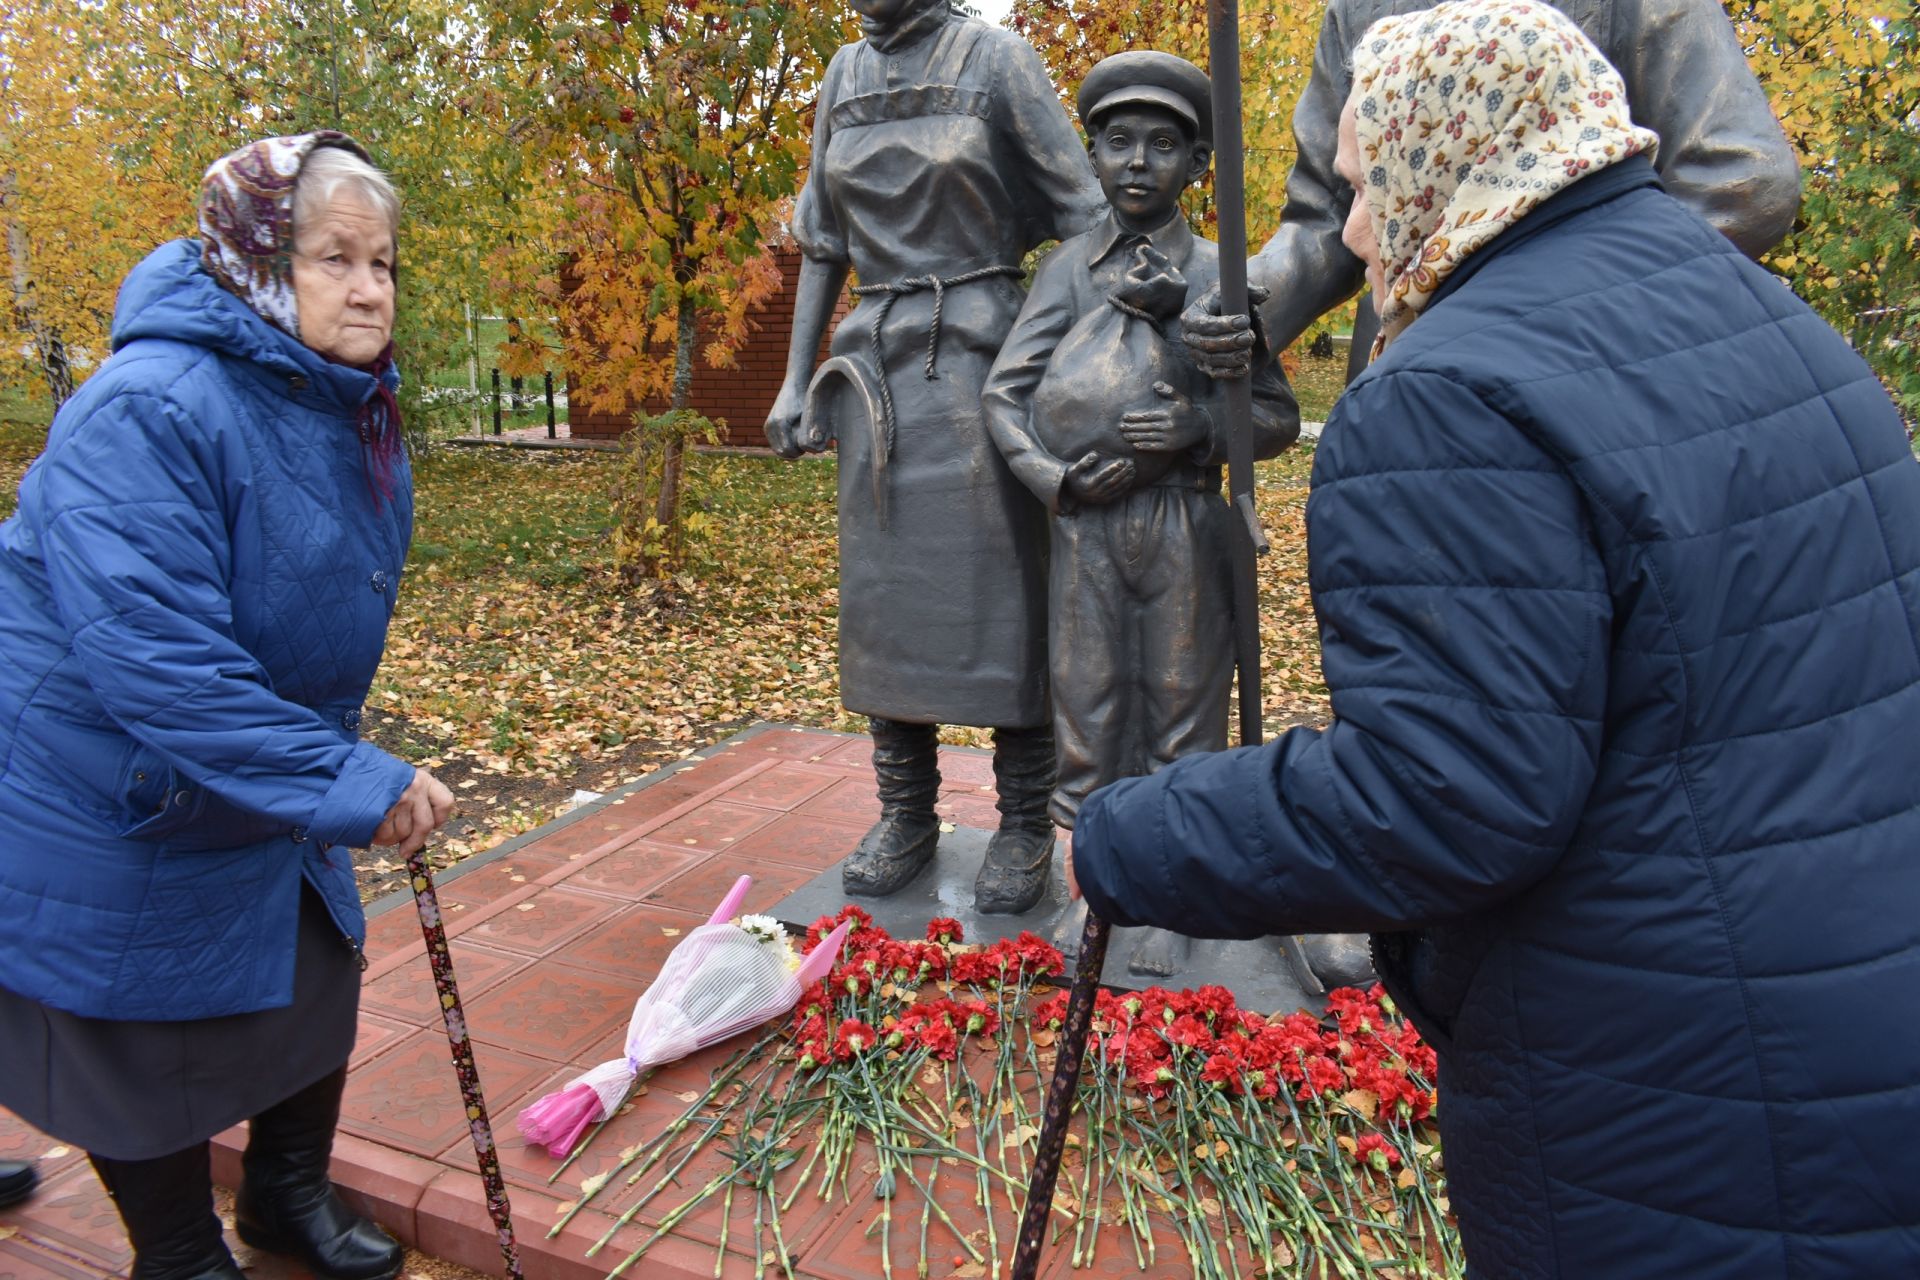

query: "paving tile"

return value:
[794, 1138, 1004, 1280]
[935, 750, 996, 789]
[439, 1035, 726, 1198]
[734, 728, 845, 759]
[816, 737, 875, 770]
[462, 963, 635, 1062]
[643, 858, 812, 917]
[438, 856, 566, 909]
[362, 904, 428, 963]
[0, 1236, 117, 1280]
[339, 1032, 553, 1159]
[0, 1111, 81, 1181]
[620, 1115, 843, 1258]
[553, 841, 700, 899]
[511, 813, 639, 860]
[717, 763, 842, 813]
[936, 794, 1002, 831]
[646, 802, 780, 854]
[794, 778, 881, 827]
[5, 1165, 130, 1276]
[360, 941, 525, 1024]
[727, 812, 869, 872]
[459, 887, 624, 958]
[351, 1011, 419, 1069]
[550, 903, 706, 984]
[414, 1167, 745, 1280]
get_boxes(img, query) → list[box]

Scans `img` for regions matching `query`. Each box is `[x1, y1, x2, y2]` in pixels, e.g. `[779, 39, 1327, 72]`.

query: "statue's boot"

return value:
[842, 718, 941, 897]
[974, 725, 1055, 915]
[1127, 928, 1192, 978]
[1298, 932, 1377, 990]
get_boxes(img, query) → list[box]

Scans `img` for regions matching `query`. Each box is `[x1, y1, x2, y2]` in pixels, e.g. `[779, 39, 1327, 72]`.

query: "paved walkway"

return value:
[1, 725, 1120, 1280]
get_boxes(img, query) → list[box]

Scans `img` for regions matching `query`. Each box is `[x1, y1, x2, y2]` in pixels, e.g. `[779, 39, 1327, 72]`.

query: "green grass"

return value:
[0, 388, 54, 520]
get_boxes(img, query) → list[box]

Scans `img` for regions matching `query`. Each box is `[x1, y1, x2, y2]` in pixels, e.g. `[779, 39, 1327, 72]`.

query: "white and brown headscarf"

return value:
[1352, 0, 1659, 351]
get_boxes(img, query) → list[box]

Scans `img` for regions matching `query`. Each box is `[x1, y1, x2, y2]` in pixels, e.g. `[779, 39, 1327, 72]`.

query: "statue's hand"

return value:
[1064, 451, 1136, 507]
[765, 383, 812, 460]
[1120, 381, 1210, 454]
[1181, 281, 1272, 381]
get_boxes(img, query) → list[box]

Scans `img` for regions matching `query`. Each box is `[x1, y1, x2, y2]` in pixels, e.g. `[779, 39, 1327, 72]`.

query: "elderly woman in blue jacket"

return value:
[1069, 2, 1920, 1275]
[0, 133, 451, 1280]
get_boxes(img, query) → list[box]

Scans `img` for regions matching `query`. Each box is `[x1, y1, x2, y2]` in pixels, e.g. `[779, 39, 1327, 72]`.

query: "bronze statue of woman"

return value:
[765, 0, 1104, 913]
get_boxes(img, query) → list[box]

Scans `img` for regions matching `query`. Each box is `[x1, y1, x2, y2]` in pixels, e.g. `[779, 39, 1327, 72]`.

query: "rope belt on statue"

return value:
[850, 263, 1024, 456]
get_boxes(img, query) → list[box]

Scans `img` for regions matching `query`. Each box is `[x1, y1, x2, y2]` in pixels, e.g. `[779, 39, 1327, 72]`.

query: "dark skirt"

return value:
[0, 885, 360, 1160]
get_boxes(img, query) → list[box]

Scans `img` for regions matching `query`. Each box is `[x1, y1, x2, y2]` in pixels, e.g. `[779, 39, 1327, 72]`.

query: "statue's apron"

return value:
[807, 19, 1051, 730]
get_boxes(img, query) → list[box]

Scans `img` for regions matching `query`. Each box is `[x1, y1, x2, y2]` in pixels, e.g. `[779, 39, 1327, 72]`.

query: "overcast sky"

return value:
[973, 0, 1015, 26]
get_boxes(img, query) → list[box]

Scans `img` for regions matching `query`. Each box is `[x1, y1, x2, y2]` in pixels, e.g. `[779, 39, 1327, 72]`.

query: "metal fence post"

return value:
[545, 371, 556, 439]
[491, 368, 502, 436]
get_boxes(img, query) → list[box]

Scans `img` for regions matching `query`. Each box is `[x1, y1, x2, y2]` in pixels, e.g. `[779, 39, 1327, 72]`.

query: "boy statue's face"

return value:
[1088, 104, 1210, 232]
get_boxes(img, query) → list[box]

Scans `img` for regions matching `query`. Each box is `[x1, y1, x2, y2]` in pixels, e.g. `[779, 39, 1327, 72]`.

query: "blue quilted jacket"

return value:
[0, 240, 418, 1021]
[1075, 158, 1920, 1276]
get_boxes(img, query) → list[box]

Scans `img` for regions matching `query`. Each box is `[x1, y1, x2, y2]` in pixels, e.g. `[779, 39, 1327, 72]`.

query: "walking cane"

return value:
[1011, 4, 1267, 1273]
[404, 847, 527, 1280]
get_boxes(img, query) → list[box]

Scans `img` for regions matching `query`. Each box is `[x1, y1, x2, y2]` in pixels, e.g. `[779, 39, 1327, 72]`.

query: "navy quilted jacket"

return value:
[1074, 158, 1920, 1276]
[0, 240, 418, 1021]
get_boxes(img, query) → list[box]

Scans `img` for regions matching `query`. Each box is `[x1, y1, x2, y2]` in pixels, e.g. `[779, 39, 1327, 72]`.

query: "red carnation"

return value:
[1354, 1132, 1402, 1172]
[833, 1019, 878, 1060]
[925, 916, 964, 945]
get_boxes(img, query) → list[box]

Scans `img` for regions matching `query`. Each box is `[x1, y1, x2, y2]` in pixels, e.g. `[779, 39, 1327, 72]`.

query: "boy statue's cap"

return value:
[1078, 52, 1213, 146]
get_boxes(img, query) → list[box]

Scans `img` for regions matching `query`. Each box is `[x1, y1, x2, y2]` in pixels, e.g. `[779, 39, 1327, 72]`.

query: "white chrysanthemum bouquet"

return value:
[516, 875, 852, 1158]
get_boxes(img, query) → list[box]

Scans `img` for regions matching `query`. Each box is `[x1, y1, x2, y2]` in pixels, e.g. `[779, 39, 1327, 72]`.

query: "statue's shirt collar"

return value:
[1085, 210, 1195, 272]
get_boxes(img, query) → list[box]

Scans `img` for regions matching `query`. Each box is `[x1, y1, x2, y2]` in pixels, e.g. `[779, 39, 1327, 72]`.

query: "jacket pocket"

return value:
[118, 750, 283, 849]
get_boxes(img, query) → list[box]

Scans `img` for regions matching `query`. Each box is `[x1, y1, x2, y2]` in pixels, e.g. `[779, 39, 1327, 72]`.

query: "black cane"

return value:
[1012, 3, 1264, 1273]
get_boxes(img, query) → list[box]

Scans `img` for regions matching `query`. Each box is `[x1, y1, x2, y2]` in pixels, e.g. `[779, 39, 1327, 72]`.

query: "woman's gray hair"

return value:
[293, 145, 401, 242]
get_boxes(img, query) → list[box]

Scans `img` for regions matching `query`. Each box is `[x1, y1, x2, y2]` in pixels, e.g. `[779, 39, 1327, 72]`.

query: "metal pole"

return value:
[491, 368, 502, 436]
[545, 371, 556, 438]
[1208, 0, 1268, 752]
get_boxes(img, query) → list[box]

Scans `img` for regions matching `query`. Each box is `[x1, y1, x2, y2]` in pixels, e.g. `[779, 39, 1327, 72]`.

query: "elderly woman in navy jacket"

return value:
[0, 134, 451, 1280]
[1069, 2, 1920, 1275]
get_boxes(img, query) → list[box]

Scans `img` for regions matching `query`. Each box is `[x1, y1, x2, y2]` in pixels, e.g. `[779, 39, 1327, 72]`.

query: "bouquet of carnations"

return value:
[515, 874, 852, 1158]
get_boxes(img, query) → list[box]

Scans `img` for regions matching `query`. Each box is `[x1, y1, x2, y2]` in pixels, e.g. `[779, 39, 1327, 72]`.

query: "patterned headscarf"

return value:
[197, 131, 375, 340]
[1351, 0, 1659, 351]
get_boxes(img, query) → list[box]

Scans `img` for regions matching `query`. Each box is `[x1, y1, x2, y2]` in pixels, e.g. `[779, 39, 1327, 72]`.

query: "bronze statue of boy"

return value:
[982, 52, 1299, 966]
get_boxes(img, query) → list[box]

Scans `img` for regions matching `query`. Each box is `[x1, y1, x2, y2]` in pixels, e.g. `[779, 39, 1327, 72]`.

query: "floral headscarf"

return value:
[1351, 0, 1659, 351]
[198, 131, 374, 340]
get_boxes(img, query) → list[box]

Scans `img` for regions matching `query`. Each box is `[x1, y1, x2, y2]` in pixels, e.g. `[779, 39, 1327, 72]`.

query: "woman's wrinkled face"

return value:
[292, 190, 395, 367]
[1336, 101, 1388, 309]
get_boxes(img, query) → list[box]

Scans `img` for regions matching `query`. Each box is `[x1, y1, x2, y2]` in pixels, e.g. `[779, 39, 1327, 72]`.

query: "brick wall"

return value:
[567, 246, 847, 448]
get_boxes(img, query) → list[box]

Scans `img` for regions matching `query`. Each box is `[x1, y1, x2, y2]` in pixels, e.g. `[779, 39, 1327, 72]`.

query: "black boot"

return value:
[89, 1146, 244, 1280]
[0, 1158, 36, 1208]
[235, 1066, 403, 1280]
[842, 718, 942, 896]
[974, 725, 1056, 915]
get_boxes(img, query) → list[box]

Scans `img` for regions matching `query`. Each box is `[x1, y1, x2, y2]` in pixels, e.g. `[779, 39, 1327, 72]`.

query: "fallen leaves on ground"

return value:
[0, 358, 1337, 894]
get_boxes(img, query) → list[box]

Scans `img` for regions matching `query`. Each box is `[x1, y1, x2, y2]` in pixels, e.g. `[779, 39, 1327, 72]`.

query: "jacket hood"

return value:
[111, 240, 396, 412]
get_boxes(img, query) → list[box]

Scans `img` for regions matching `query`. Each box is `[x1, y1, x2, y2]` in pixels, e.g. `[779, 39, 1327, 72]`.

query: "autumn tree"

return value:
[491, 0, 842, 578]
[0, 0, 533, 427]
[1728, 0, 1919, 423]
